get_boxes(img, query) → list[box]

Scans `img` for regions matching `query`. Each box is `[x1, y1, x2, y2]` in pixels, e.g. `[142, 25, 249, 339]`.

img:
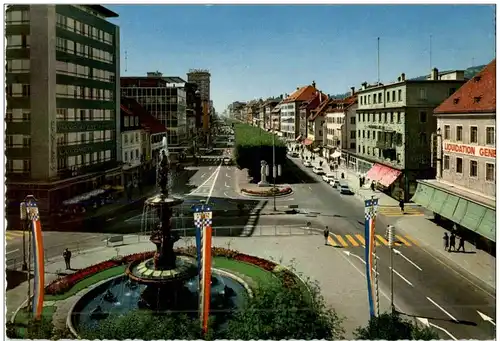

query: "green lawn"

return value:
[212, 257, 279, 287]
[13, 305, 57, 338]
[45, 265, 127, 301]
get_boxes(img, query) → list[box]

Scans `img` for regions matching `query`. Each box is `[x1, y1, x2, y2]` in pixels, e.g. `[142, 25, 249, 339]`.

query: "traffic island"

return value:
[240, 186, 293, 197]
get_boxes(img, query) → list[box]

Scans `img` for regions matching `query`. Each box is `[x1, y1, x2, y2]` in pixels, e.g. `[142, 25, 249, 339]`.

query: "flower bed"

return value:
[45, 247, 299, 296]
[241, 186, 292, 197]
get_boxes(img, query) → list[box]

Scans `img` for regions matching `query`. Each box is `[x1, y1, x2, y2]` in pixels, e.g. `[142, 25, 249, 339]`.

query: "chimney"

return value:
[397, 77, 401, 82]
[312, 80, 316, 89]
[431, 68, 438, 80]
[280, 94, 283, 99]
[401, 73, 406, 81]
[319, 91, 323, 103]
[296, 87, 299, 90]
[350, 87, 355, 96]
[362, 82, 368, 90]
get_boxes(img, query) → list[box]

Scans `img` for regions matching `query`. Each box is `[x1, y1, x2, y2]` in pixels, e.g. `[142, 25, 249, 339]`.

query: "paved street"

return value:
[286, 155, 496, 340]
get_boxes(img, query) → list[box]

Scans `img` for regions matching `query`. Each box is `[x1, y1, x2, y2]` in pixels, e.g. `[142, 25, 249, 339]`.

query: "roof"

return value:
[300, 91, 329, 110]
[434, 60, 495, 114]
[283, 85, 318, 103]
[121, 97, 167, 134]
[309, 97, 334, 121]
[87, 5, 119, 18]
[120, 104, 135, 117]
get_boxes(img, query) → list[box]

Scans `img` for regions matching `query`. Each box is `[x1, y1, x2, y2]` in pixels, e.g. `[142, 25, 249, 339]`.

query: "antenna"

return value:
[472, 57, 475, 66]
[377, 37, 380, 84]
[125, 50, 128, 72]
[429, 34, 433, 70]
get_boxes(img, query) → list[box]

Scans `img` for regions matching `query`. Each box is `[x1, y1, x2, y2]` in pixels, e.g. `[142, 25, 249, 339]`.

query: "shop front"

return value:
[412, 180, 495, 253]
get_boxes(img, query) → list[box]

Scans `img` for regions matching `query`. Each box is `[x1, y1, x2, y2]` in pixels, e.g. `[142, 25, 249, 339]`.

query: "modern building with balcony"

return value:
[187, 69, 211, 132]
[5, 4, 121, 227]
[354, 68, 467, 201]
[120, 73, 187, 146]
[412, 60, 496, 252]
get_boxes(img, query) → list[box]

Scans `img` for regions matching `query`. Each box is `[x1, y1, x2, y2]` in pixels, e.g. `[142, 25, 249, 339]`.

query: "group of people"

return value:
[443, 232, 466, 252]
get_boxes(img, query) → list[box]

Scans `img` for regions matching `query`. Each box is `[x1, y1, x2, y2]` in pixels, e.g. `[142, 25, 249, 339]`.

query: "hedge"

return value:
[233, 124, 287, 182]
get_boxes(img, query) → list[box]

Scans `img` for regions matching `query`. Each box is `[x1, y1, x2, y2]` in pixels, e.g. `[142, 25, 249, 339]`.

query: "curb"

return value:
[239, 190, 294, 199]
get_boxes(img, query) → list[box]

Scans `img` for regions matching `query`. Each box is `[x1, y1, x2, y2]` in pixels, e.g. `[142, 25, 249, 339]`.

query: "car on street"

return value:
[312, 166, 325, 175]
[289, 151, 299, 158]
[339, 184, 354, 195]
[223, 158, 232, 165]
[303, 161, 312, 167]
[330, 179, 341, 189]
[322, 173, 336, 182]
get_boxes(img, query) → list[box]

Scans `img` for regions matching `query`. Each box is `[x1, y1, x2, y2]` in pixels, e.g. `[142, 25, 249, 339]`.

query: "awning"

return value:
[378, 168, 401, 187]
[302, 138, 313, 146]
[412, 183, 495, 242]
[331, 151, 341, 158]
[365, 164, 385, 182]
[62, 189, 106, 205]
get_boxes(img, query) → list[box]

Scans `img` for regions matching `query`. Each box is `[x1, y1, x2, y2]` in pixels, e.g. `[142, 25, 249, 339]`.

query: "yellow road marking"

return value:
[376, 235, 388, 245]
[327, 235, 337, 247]
[334, 235, 349, 247]
[404, 235, 419, 246]
[396, 235, 411, 246]
[355, 234, 366, 245]
[7, 231, 25, 236]
[345, 235, 359, 247]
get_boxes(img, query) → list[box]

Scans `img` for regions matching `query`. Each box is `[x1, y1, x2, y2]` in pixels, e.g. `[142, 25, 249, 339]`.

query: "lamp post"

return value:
[387, 224, 396, 313]
[272, 119, 282, 211]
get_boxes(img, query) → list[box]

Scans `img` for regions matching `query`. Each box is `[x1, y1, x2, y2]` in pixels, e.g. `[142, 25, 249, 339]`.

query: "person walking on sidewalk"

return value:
[323, 226, 330, 245]
[457, 236, 466, 252]
[443, 232, 449, 251]
[63, 248, 72, 270]
[399, 199, 405, 214]
[449, 233, 456, 252]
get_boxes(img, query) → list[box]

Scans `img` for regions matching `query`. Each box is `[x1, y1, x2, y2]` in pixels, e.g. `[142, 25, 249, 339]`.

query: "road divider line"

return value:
[334, 235, 349, 247]
[345, 235, 359, 247]
[355, 234, 365, 245]
[426, 297, 458, 322]
[393, 249, 422, 271]
[403, 235, 419, 246]
[327, 235, 337, 247]
[201, 173, 206, 178]
[376, 235, 389, 245]
[396, 235, 411, 246]
[6, 249, 20, 255]
[391, 268, 414, 287]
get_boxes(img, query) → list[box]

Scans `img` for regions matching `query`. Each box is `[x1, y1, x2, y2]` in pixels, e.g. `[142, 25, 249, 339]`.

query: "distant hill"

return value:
[330, 64, 487, 99]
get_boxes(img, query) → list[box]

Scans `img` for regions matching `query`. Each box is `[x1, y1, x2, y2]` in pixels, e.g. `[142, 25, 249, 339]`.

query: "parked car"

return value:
[339, 184, 354, 195]
[312, 166, 325, 175]
[322, 173, 336, 182]
[330, 179, 341, 189]
[303, 161, 312, 167]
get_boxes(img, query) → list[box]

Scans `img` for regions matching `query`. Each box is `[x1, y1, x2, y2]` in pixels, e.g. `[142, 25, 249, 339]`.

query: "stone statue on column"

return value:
[258, 160, 269, 187]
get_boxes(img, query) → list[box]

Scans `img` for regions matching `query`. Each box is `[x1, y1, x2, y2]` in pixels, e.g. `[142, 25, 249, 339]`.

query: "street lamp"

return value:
[387, 224, 396, 313]
[271, 119, 282, 211]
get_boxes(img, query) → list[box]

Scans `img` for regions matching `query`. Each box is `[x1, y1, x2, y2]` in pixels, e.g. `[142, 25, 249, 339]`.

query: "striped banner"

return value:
[26, 198, 45, 320]
[364, 198, 378, 318]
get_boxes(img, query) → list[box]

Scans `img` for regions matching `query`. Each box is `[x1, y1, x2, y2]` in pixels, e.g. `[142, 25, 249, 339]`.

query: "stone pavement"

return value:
[7, 234, 374, 338]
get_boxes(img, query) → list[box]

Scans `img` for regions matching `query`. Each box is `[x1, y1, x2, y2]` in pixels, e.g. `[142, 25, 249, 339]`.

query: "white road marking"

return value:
[209, 167, 213, 171]
[308, 186, 312, 191]
[361, 245, 381, 260]
[206, 164, 222, 205]
[477, 310, 496, 325]
[225, 173, 231, 178]
[224, 192, 232, 198]
[417, 318, 458, 341]
[342, 251, 379, 276]
[391, 268, 413, 287]
[426, 297, 458, 322]
[6, 249, 19, 255]
[201, 173, 206, 178]
[225, 182, 230, 188]
[393, 249, 422, 271]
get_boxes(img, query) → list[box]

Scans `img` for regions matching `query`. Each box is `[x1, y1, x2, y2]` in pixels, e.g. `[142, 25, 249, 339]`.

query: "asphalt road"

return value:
[287, 156, 496, 340]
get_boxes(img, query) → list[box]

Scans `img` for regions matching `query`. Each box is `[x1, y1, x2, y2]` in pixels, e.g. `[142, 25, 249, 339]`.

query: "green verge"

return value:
[45, 265, 127, 301]
[213, 257, 279, 287]
[13, 305, 57, 338]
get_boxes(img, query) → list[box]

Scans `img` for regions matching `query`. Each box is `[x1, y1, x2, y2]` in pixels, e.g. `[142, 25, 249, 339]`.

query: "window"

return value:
[350, 117, 355, 124]
[444, 125, 450, 140]
[470, 160, 478, 177]
[367, 131, 370, 139]
[390, 112, 394, 123]
[470, 126, 478, 143]
[398, 89, 402, 101]
[456, 157, 463, 174]
[486, 127, 495, 145]
[386, 92, 390, 102]
[392, 91, 396, 102]
[378, 93, 382, 103]
[443, 155, 450, 170]
[417, 111, 427, 123]
[358, 130, 361, 138]
[350, 130, 356, 139]
[419, 132, 427, 145]
[397, 112, 401, 123]
[486, 163, 495, 181]
[362, 130, 365, 138]
[456, 126, 463, 142]
[419, 88, 427, 100]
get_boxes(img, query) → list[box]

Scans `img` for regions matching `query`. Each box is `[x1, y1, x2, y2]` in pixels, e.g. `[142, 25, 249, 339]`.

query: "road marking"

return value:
[225, 182, 230, 188]
[342, 251, 380, 276]
[334, 235, 349, 247]
[391, 268, 414, 287]
[426, 297, 458, 322]
[345, 235, 359, 247]
[403, 235, 419, 246]
[308, 186, 312, 191]
[206, 164, 222, 205]
[201, 173, 206, 178]
[376, 235, 388, 245]
[209, 167, 213, 171]
[393, 249, 422, 271]
[224, 192, 232, 198]
[225, 173, 231, 178]
[396, 235, 411, 246]
[6, 249, 19, 255]
[417, 318, 458, 341]
[477, 310, 496, 326]
[355, 234, 365, 245]
[327, 235, 338, 247]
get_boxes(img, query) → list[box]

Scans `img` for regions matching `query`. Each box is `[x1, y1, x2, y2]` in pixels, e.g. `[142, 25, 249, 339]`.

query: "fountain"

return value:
[70, 138, 249, 336]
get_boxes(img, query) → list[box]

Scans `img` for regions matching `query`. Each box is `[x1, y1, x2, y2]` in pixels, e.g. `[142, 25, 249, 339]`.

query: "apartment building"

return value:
[299, 90, 328, 141]
[413, 60, 496, 251]
[280, 82, 318, 141]
[261, 100, 280, 130]
[5, 5, 121, 226]
[354, 69, 467, 201]
[271, 101, 282, 133]
[120, 104, 143, 184]
[120, 73, 187, 146]
[187, 69, 211, 132]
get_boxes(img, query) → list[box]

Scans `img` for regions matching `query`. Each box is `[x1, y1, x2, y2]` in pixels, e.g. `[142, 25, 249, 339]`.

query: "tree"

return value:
[354, 311, 439, 340]
[221, 274, 345, 340]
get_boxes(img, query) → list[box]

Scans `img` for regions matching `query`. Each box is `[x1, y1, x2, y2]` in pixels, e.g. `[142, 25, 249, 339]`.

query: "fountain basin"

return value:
[126, 255, 197, 284]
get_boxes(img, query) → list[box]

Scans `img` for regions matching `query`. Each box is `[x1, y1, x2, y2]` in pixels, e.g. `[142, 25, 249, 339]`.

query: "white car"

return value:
[330, 179, 341, 189]
[312, 166, 325, 175]
[340, 184, 354, 195]
[303, 161, 312, 167]
[322, 173, 336, 182]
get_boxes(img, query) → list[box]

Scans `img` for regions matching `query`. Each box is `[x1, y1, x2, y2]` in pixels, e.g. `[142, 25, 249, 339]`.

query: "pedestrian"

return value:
[63, 248, 72, 270]
[457, 236, 466, 252]
[319, 160, 323, 167]
[449, 233, 456, 252]
[323, 226, 330, 245]
[443, 232, 449, 251]
[399, 199, 405, 214]
[370, 181, 375, 192]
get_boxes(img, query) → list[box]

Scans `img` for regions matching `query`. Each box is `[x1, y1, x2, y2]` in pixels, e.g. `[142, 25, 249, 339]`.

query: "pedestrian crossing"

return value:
[378, 206, 424, 217]
[6, 230, 29, 241]
[327, 233, 418, 248]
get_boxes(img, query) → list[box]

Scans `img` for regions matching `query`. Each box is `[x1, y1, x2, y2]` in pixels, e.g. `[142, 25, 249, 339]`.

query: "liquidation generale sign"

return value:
[444, 142, 496, 159]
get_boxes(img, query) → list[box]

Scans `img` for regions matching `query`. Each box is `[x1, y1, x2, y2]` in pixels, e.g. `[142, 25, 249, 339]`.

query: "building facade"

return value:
[412, 60, 496, 252]
[262, 100, 279, 130]
[5, 4, 121, 227]
[299, 90, 328, 141]
[187, 69, 211, 132]
[120, 74, 187, 146]
[354, 69, 467, 201]
[120, 104, 143, 184]
[271, 101, 282, 132]
[280, 83, 318, 141]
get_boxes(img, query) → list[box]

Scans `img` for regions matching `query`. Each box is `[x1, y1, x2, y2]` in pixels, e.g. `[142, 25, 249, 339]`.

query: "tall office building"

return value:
[5, 5, 121, 226]
[187, 69, 211, 132]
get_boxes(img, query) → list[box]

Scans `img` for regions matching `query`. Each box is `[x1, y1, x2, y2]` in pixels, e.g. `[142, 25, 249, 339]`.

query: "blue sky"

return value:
[108, 4, 495, 113]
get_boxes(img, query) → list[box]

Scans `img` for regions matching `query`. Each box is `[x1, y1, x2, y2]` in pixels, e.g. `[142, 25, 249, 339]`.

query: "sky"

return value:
[108, 4, 496, 113]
